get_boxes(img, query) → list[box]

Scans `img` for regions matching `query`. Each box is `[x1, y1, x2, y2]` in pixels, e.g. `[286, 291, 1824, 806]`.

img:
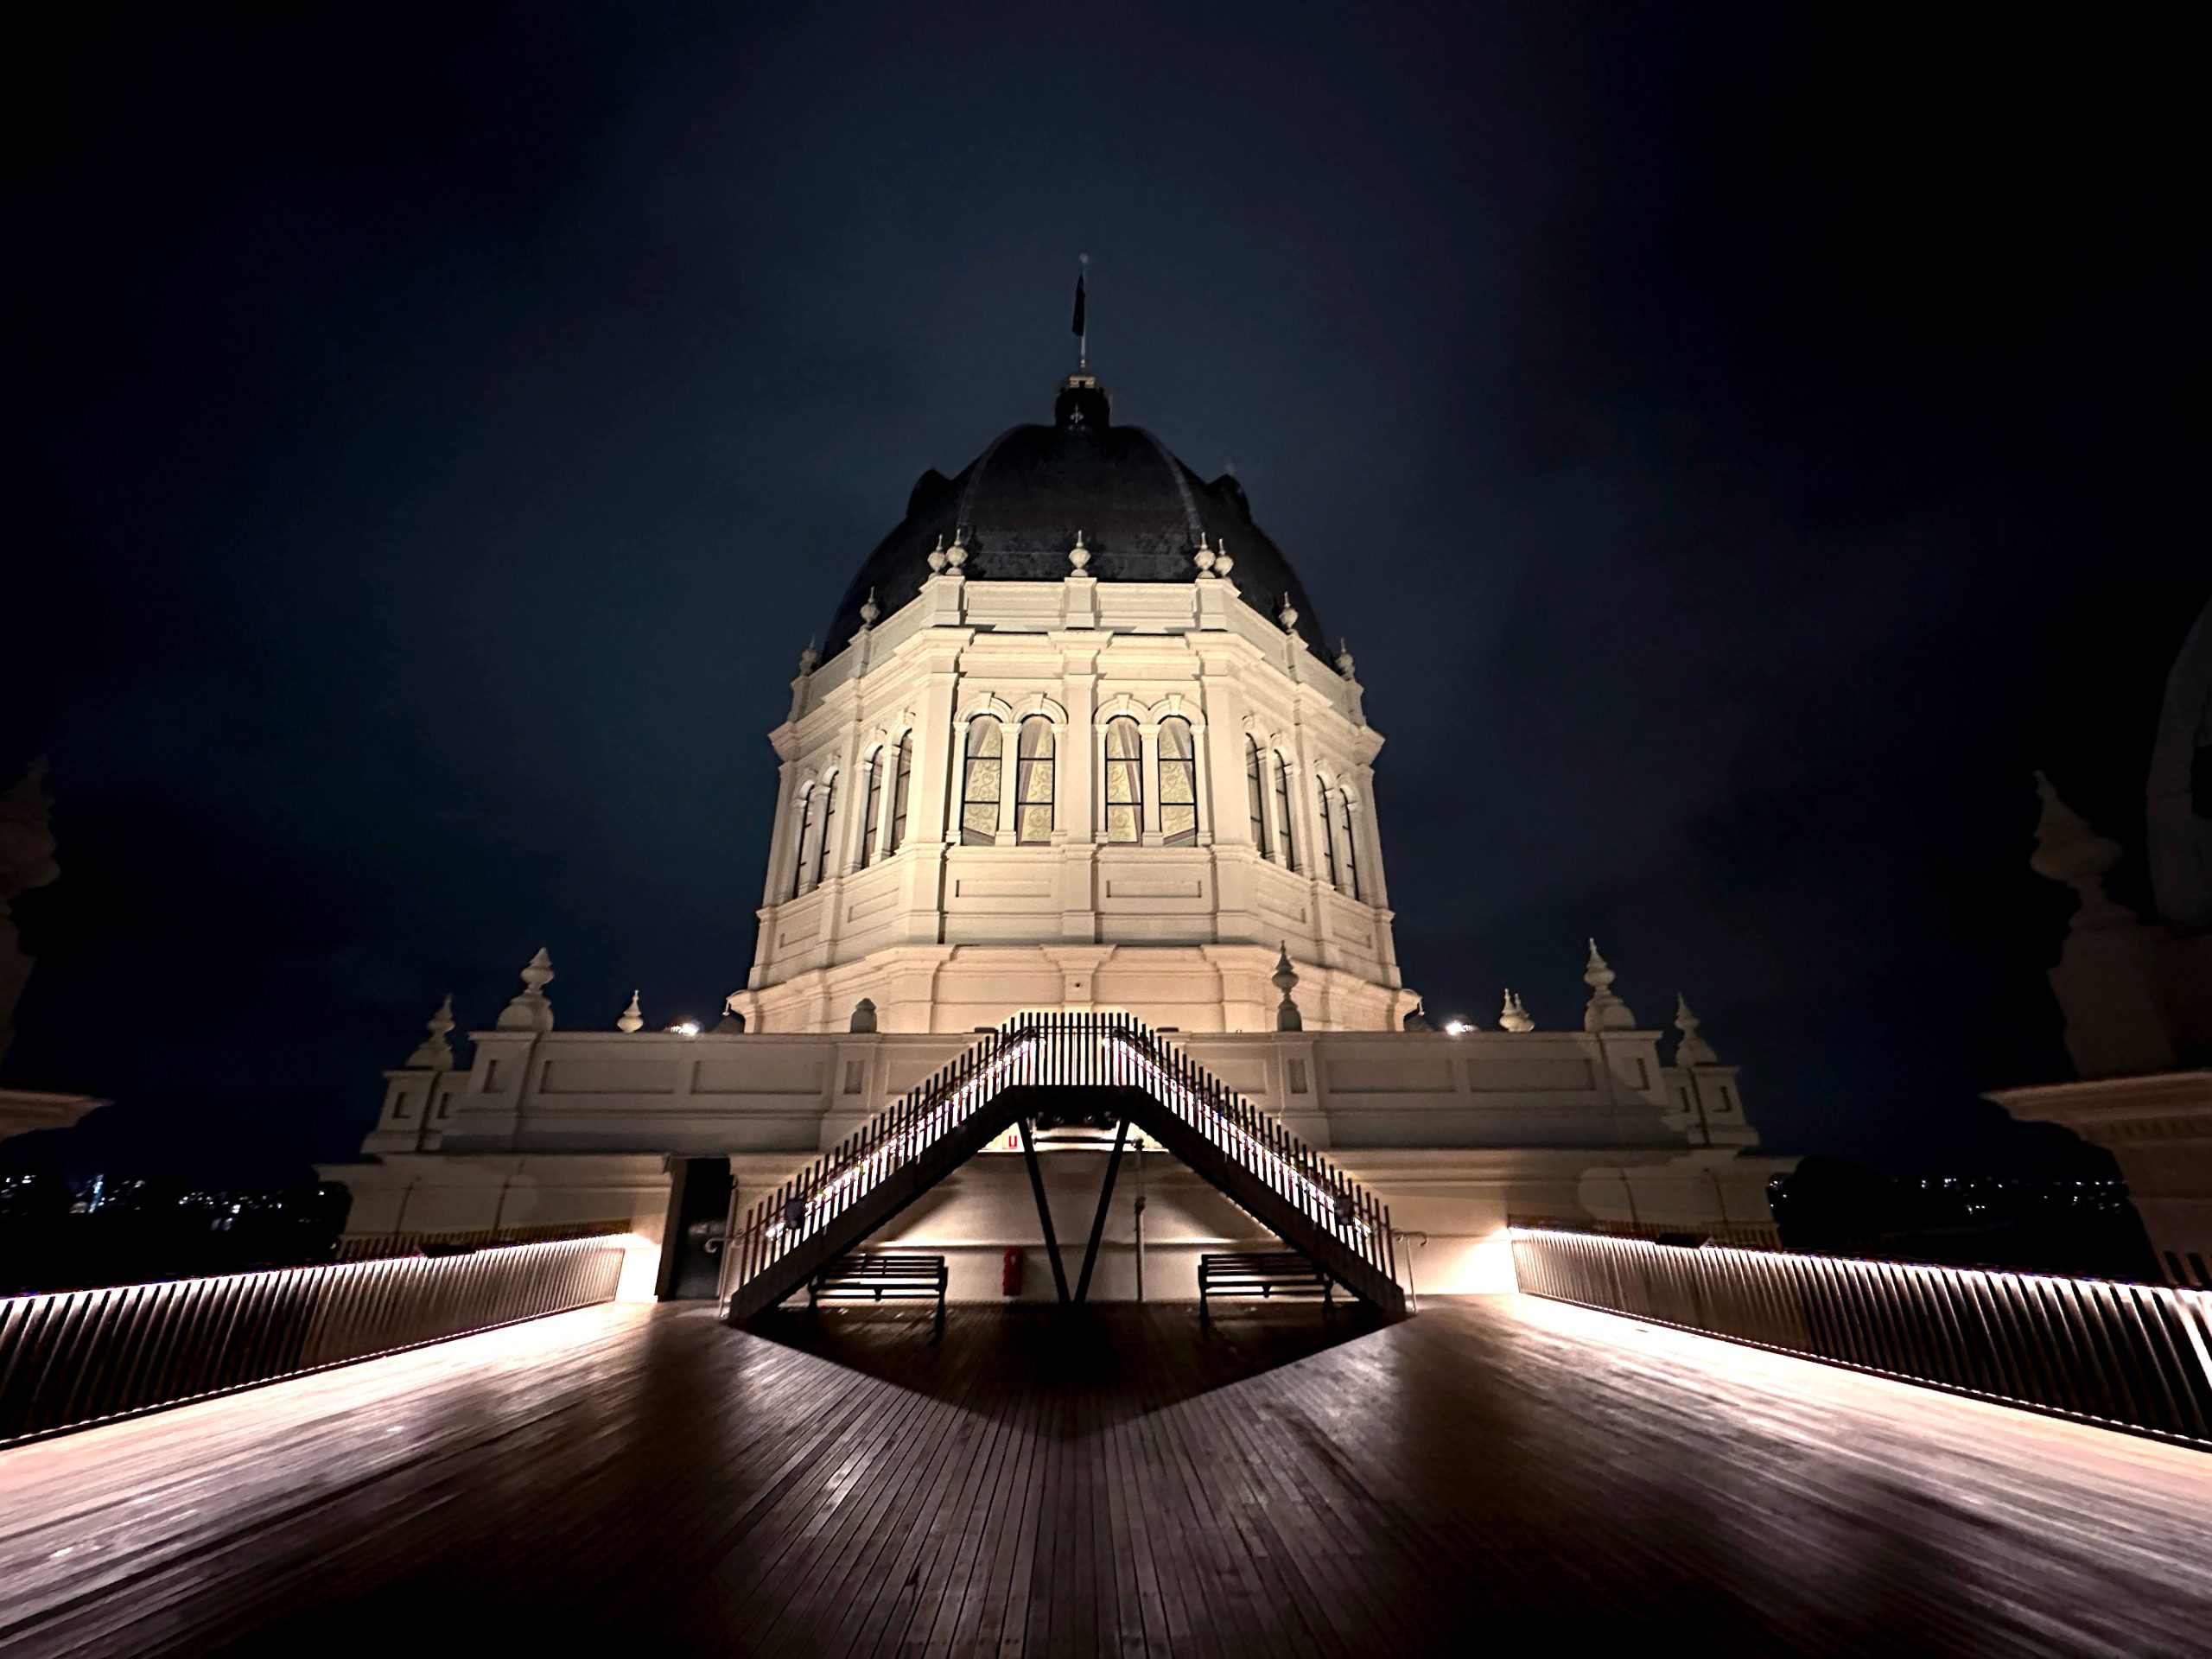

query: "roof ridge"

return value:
[952, 425, 1025, 537]
[1129, 426, 1205, 546]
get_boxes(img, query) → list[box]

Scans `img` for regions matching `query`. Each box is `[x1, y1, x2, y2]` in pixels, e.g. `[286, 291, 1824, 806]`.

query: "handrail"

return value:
[1512, 1226, 2212, 1450]
[0, 1236, 627, 1447]
[721, 1013, 1402, 1317]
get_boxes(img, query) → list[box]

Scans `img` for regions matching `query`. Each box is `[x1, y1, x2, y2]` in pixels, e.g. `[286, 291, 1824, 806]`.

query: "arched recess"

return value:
[959, 716, 1005, 845]
[1102, 715, 1144, 843]
[1159, 715, 1199, 846]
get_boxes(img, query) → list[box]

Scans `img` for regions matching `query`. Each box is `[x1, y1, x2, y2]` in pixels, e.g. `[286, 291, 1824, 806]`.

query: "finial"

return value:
[1212, 537, 1232, 575]
[1582, 939, 1635, 1032]
[1499, 988, 1535, 1033]
[1277, 594, 1300, 632]
[1193, 534, 1215, 575]
[407, 993, 457, 1067]
[0, 757, 59, 903]
[1674, 993, 1717, 1065]
[2030, 772, 2133, 929]
[859, 588, 880, 627]
[1401, 1000, 1433, 1033]
[1336, 639, 1357, 678]
[714, 991, 748, 1034]
[617, 989, 644, 1033]
[944, 528, 969, 571]
[797, 639, 819, 676]
[849, 997, 878, 1033]
[498, 948, 556, 1032]
[1069, 530, 1091, 573]
[927, 534, 947, 575]
[1273, 944, 1303, 1032]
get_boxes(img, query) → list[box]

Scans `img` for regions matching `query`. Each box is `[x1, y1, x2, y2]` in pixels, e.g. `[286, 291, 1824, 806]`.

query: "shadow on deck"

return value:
[751, 1301, 1387, 1433]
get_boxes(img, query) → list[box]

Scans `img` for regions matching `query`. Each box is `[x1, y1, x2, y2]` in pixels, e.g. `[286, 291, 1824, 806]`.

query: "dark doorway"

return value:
[660, 1158, 734, 1300]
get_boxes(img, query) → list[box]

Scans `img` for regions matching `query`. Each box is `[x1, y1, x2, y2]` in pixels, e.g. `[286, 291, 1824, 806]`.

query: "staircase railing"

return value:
[720, 1012, 1402, 1320]
[1094, 1017, 1398, 1295]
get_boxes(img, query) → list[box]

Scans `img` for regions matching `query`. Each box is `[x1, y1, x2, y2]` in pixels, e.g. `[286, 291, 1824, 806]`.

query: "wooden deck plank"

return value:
[3, 1297, 2210, 1657]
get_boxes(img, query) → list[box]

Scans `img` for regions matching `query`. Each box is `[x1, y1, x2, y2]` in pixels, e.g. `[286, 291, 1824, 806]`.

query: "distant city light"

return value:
[1442, 1020, 1472, 1036]
[666, 1021, 701, 1037]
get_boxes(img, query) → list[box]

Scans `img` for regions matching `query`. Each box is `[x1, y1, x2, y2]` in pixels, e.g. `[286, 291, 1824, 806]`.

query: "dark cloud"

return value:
[6, 3, 2203, 1180]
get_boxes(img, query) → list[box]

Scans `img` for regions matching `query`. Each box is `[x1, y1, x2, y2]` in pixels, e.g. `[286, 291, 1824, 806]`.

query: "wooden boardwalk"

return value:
[2, 1296, 2209, 1657]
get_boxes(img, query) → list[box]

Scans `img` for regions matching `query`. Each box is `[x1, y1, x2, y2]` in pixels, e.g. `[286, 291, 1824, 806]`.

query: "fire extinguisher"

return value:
[1001, 1246, 1023, 1298]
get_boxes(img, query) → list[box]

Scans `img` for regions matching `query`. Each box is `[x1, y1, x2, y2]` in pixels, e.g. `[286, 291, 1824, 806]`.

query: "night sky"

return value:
[8, 5, 2205, 1185]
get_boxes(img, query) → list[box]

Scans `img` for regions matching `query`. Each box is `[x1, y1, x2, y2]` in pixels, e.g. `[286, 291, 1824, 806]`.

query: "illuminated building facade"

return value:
[322, 369, 1791, 1298]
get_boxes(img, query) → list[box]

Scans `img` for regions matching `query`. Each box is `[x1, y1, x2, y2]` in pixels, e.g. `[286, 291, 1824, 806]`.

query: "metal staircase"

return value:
[720, 1012, 1407, 1322]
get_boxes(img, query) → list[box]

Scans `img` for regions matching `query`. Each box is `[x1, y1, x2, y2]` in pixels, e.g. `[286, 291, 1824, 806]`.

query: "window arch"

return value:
[859, 749, 884, 868]
[1015, 715, 1055, 843]
[1339, 792, 1360, 900]
[960, 717, 1002, 845]
[1245, 737, 1269, 857]
[1160, 717, 1198, 847]
[1317, 780, 1340, 888]
[817, 772, 841, 883]
[887, 733, 912, 854]
[789, 784, 818, 900]
[1103, 716, 1143, 842]
[1274, 753, 1297, 872]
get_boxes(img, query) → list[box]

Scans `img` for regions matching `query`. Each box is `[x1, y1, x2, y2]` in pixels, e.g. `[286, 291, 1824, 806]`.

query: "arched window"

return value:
[1160, 717, 1198, 847]
[790, 785, 818, 899]
[1339, 792, 1360, 900]
[859, 750, 883, 868]
[960, 718, 1002, 845]
[887, 733, 912, 853]
[1245, 738, 1269, 857]
[1274, 753, 1297, 871]
[1015, 716, 1055, 843]
[817, 772, 840, 883]
[1103, 716, 1143, 842]
[1317, 782, 1340, 888]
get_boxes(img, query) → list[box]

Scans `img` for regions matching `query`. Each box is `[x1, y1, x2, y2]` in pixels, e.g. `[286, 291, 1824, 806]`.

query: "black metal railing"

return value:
[1511, 1227, 2212, 1449]
[724, 1012, 1401, 1319]
[0, 1235, 627, 1446]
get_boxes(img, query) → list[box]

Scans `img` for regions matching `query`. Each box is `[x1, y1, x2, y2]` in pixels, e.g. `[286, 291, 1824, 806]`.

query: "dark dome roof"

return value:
[824, 376, 1330, 658]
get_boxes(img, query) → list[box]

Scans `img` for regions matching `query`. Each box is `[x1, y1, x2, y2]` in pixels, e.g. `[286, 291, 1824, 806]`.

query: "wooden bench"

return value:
[1198, 1251, 1335, 1321]
[808, 1253, 947, 1333]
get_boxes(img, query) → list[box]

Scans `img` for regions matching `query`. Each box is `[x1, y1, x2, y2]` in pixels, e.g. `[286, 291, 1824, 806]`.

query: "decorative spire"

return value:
[2030, 772, 2133, 929]
[1674, 993, 1717, 1065]
[1069, 531, 1091, 573]
[944, 527, 969, 571]
[1211, 538, 1232, 576]
[1336, 639, 1357, 679]
[1277, 594, 1300, 633]
[1273, 944, 1303, 1032]
[1192, 534, 1215, 575]
[796, 639, 819, 677]
[1499, 989, 1535, 1033]
[859, 588, 880, 627]
[1581, 938, 1635, 1032]
[617, 989, 645, 1033]
[927, 534, 947, 575]
[406, 994, 456, 1068]
[496, 947, 556, 1032]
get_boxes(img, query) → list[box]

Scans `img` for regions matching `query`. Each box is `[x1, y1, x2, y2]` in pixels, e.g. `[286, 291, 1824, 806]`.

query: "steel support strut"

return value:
[1017, 1118, 1071, 1303]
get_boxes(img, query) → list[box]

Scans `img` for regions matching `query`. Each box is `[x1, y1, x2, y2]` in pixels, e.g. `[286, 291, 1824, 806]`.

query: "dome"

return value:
[823, 375, 1331, 658]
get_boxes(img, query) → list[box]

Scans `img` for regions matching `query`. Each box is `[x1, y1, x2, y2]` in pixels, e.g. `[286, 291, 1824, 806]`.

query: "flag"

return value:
[1071, 274, 1086, 340]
